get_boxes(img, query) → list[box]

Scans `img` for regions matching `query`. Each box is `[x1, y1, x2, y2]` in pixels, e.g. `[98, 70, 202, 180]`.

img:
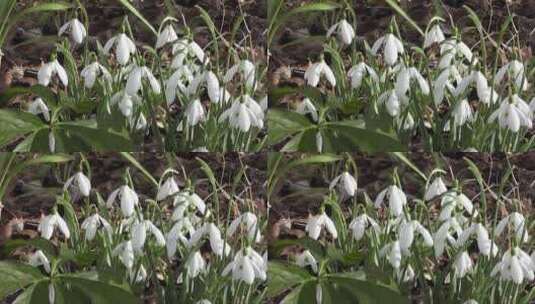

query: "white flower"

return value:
[452, 99, 473, 127]
[129, 264, 147, 283]
[456, 223, 498, 257]
[104, 33, 136, 65]
[455, 71, 497, 104]
[424, 176, 447, 201]
[453, 251, 473, 278]
[81, 213, 112, 241]
[106, 185, 139, 217]
[433, 217, 463, 257]
[398, 220, 433, 254]
[172, 192, 206, 219]
[131, 220, 166, 252]
[110, 90, 141, 117]
[48, 131, 55, 153]
[58, 18, 86, 44]
[380, 241, 402, 268]
[463, 300, 478, 304]
[378, 89, 401, 117]
[395, 66, 430, 98]
[439, 39, 473, 68]
[189, 222, 230, 257]
[316, 131, 323, 153]
[222, 247, 266, 284]
[112, 240, 134, 269]
[157, 177, 179, 201]
[172, 39, 208, 66]
[227, 212, 261, 243]
[296, 98, 318, 122]
[347, 62, 379, 89]
[38, 60, 68, 87]
[184, 99, 205, 126]
[424, 24, 445, 48]
[305, 212, 338, 240]
[495, 212, 528, 243]
[224, 59, 256, 90]
[439, 192, 474, 221]
[64, 172, 91, 197]
[48, 283, 55, 304]
[126, 65, 161, 95]
[205, 71, 220, 103]
[348, 214, 381, 241]
[433, 65, 462, 106]
[38, 211, 70, 240]
[196, 300, 212, 304]
[295, 250, 318, 273]
[371, 33, 404, 66]
[164, 65, 195, 105]
[491, 247, 535, 284]
[326, 19, 355, 45]
[495, 60, 529, 91]
[28, 250, 51, 273]
[304, 60, 336, 87]
[28, 98, 50, 122]
[81, 61, 111, 89]
[316, 284, 322, 304]
[488, 94, 532, 132]
[329, 172, 358, 197]
[219, 95, 264, 132]
[374, 185, 407, 217]
[156, 24, 178, 49]
[186, 251, 206, 278]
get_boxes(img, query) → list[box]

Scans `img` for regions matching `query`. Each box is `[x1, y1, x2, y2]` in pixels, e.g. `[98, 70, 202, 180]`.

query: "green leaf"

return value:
[268, 109, 314, 145]
[120, 152, 158, 187]
[390, 152, 427, 181]
[325, 275, 409, 304]
[57, 122, 134, 151]
[0, 261, 46, 299]
[0, 85, 57, 107]
[59, 275, 139, 304]
[116, 0, 157, 35]
[326, 120, 405, 152]
[267, 262, 313, 297]
[0, 109, 46, 147]
[384, 0, 424, 37]
[2, 238, 57, 257]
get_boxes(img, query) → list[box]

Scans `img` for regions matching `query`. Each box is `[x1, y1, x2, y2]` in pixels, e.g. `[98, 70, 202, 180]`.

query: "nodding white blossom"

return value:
[439, 39, 473, 68]
[347, 62, 379, 89]
[104, 33, 136, 65]
[189, 222, 230, 257]
[125, 65, 161, 95]
[224, 59, 256, 90]
[81, 61, 111, 89]
[433, 217, 463, 257]
[304, 60, 336, 87]
[488, 94, 533, 132]
[424, 176, 447, 201]
[348, 214, 381, 241]
[326, 19, 355, 45]
[228, 212, 262, 243]
[64, 172, 91, 197]
[398, 220, 434, 254]
[491, 247, 535, 284]
[112, 240, 134, 269]
[433, 65, 462, 106]
[296, 98, 318, 122]
[28, 98, 50, 122]
[452, 99, 473, 127]
[222, 247, 266, 285]
[81, 213, 112, 241]
[219, 95, 264, 132]
[184, 99, 206, 127]
[38, 60, 68, 87]
[48, 131, 55, 153]
[453, 251, 473, 278]
[457, 223, 498, 257]
[28, 250, 51, 273]
[374, 185, 407, 217]
[164, 65, 195, 105]
[110, 90, 141, 117]
[380, 240, 402, 268]
[395, 66, 430, 99]
[378, 89, 401, 117]
[316, 131, 323, 153]
[106, 185, 139, 217]
[424, 24, 445, 48]
[495, 212, 529, 243]
[172, 192, 206, 220]
[295, 250, 318, 273]
[172, 39, 208, 66]
[495, 60, 529, 91]
[186, 251, 206, 278]
[38, 211, 70, 240]
[455, 71, 497, 104]
[157, 176, 179, 201]
[396, 264, 415, 282]
[58, 18, 86, 44]
[329, 172, 358, 197]
[305, 212, 338, 240]
[166, 218, 195, 258]
[131, 220, 166, 252]
[439, 192, 474, 221]
[156, 24, 178, 49]
[371, 33, 404, 66]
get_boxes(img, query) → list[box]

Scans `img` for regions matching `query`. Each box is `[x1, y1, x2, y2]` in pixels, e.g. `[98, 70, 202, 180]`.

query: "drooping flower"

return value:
[329, 172, 358, 197]
[172, 39, 208, 66]
[495, 60, 529, 91]
[131, 220, 166, 252]
[452, 99, 473, 127]
[433, 65, 462, 106]
[28, 250, 51, 273]
[64, 172, 91, 197]
[433, 217, 463, 257]
[456, 223, 498, 257]
[166, 218, 195, 258]
[104, 33, 136, 65]
[81, 61, 111, 89]
[439, 39, 473, 68]
[227, 212, 261, 243]
[296, 98, 318, 122]
[222, 247, 266, 284]
[374, 185, 407, 217]
[326, 19, 355, 45]
[488, 94, 533, 132]
[378, 89, 401, 117]
[439, 192, 474, 221]
[38, 211, 70, 240]
[491, 247, 535, 284]
[347, 62, 379, 89]
[106, 185, 139, 217]
[424, 23, 445, 48]
[224, 59, 256, 91]
[398, 220, 433, 254]
[371, 33, 404, 66]
[455, 71, 497, 104]
[157, 176, 179, 201]
[185, 251, 206, 278]
[156, 24, 178, 49]
[380, 240, 402, 268]
[172, 192, 207, 220]
[28, 98, 50, 122]
[38, 60, 68, 87]
[189, 222, 230, 257]
[81, 213, 112, 241]
[112, 240, 134, 269]
[304, 60, 336, 87]
[395, 66, 430, 99]
[495, 212, 529, 243]
[58, 18, 86, 44]
[424, 176, 447, 201]
[125, 65, 161, 95]
[295, 250, 318, 273]
[218, 95, 264, 132]
[305, 212, 338, 240]
[453, 251, 473, 278]
[110, 90, 141, 117]
[348, 214, 381, 241]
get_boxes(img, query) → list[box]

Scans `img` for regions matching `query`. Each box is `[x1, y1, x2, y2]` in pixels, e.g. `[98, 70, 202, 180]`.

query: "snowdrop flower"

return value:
[455, 71, 497, 104]
[433, 65, 462, 105]
[182, 99, 205, 127]
[495, 60, 529, 91]
[395, 66, 430, 99]
[172, 39, 208, 66]
[424, 176, 447, 201]
[378, 89, 401, 117]
[488, 94, 532, 132]
[156, 24, 178, 49]
[371, 33, 404, 66]
[398, 220, 433, 254]
[172, 192, 206, 219]
[189, 222, 230, 257]
[439, 39, 473, 68]
[434, 217, 463, 257]
[58, 18, 86, 44]
[164, 65, 195, 105]
[326, 19, 355, 45]
[64, 172, 91, 197]
[166, 218, 195, 258]
[228, 212, 261, 243]
[126, 65, 161, 95]
[186, 251, 206, 278]
[81, 61, 111, 89]
[106, 185, 139, 217]
[304, 59, 336, 87]
[157, 176, 179, 201]
[104, 33, 136, 65]
[424, 23, 445, 48]
[28, 250, 51, 273]
[495, 212, 528, 243]
[491, 247, 534, 284]
[296, 98, 318, 122]
[457, 223, 498, 257]
[81, 213, 112, 241]
[453, 251, 473, 278]
[38, 211, 70, 240]
[329, 172, 358, 197]
[131, 220, 166, 252]
[347, 62, 379, 89]
[224, 59, 256, 90]
[452, 99, 473, 127]
[295, 250, 318, 273]
[110, 90, 141, 117]
[204, 71, 220, 103]
[374, 185, 407, 217]
[439, 192, 474, 221]
[28, 98, 50, 122]
[348, 214, 381, 241]
[38, 60, 68, 87]
[305, 212, 338, 240]
[219, 95, 264, 132]
[222, 247, 266, 284]
[380, 241, 402, 268]
[112, 240, 134, 269]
